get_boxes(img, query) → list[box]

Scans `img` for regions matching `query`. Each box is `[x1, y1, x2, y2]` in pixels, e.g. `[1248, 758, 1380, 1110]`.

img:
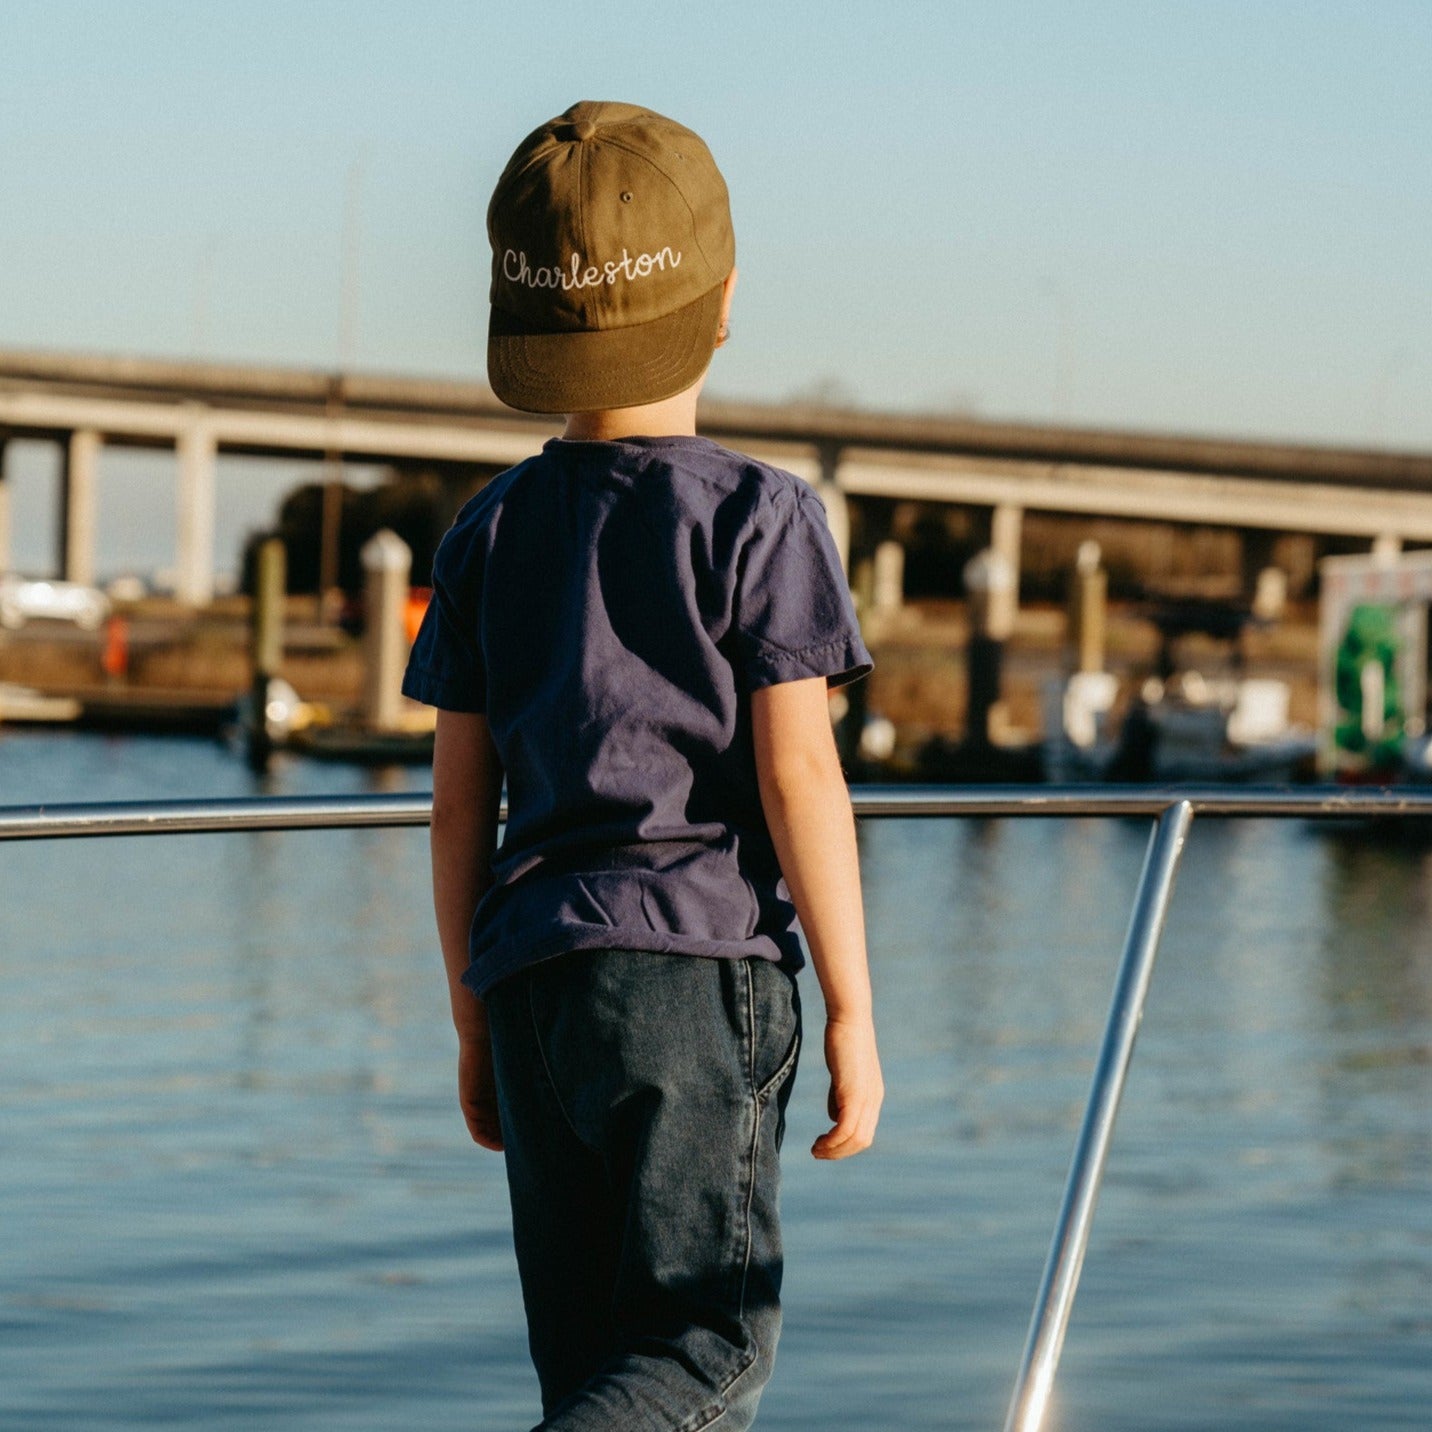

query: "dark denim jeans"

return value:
[484, 948, 802, 1431]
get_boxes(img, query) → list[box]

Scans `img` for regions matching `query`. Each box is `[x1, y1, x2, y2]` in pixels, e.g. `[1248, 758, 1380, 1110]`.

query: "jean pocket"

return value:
[747, 961, 801, 1104]
[755, 1021, 801, 1104]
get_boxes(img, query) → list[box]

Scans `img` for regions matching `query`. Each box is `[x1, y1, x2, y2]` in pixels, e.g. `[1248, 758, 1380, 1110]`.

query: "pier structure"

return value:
[2, 347, 1431, 607]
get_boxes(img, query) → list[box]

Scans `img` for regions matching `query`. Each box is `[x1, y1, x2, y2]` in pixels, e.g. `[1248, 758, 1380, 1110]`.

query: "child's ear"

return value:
[717, 268, 738, 347]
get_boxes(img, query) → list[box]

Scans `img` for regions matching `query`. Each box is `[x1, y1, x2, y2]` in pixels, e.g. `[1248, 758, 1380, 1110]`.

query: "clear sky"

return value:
[1, 1, 1429, 577]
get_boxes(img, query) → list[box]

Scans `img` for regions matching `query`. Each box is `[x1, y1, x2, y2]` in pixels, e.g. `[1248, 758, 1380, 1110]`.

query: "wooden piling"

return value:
[361, 529, 411, 732]
[1069, 540, 1108, 675]
[247, 536, 286, 771]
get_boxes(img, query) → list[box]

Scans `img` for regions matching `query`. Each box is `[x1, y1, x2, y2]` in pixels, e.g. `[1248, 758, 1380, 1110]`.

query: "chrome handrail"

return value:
[1, 783, 1429, 841]
[1002, 800, 1194, 1432]
[1, 782, 1424, 1431]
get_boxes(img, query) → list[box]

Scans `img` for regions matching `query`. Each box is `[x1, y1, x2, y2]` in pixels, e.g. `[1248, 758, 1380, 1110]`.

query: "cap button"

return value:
[570, 119, 597, 142]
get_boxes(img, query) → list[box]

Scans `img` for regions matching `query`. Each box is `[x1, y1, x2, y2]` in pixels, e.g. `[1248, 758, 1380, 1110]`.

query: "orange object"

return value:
[404, 589, 431, 645]
[102, 614, 129, 679]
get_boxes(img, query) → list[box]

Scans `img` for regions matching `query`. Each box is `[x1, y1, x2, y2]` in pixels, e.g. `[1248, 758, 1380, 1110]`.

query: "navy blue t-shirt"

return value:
[401, 434, 873, 996]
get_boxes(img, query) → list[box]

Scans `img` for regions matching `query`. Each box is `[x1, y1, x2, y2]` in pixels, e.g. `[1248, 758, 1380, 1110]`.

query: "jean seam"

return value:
[666, 963, 766, 1432]
[730, 964, 765, 1395]
[738, 963, 759, 1328]
[738, 962, 761, 1328]
[695, 1109, 768, 1428]
[672, 1098, 762, 1432]
[742, 959, 757, 1094]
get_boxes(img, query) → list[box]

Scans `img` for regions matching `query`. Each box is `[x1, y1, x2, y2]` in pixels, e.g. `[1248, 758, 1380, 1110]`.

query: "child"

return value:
[403, 100, 882, 1431]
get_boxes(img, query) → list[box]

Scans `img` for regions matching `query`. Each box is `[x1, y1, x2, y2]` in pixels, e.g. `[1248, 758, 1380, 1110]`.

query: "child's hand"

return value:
[457, 1033, 504, 1151]
[812, 1014, 883, 1160]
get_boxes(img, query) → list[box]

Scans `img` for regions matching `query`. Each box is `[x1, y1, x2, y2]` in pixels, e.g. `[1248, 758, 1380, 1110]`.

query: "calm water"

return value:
[1, 732, 1429, 1431]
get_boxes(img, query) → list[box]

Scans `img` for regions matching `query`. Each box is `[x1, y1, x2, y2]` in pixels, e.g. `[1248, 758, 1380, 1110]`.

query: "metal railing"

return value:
[2, 783, 1427, 1431]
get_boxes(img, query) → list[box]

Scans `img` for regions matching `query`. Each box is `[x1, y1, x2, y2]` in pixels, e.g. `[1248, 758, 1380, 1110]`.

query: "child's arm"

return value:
[752, 675, 883, 1159]
[430, 709, 505, 1151]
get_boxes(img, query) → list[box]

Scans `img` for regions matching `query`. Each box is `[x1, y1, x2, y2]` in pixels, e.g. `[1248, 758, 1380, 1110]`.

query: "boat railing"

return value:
[3, 783, 1428, 1432]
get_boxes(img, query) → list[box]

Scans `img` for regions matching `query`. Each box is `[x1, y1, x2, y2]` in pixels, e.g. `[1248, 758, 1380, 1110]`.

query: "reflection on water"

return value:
[1, 733, 1429, 1430]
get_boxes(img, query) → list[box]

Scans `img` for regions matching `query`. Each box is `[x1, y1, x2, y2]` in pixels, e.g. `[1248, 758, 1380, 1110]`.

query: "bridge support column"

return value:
[815, 442, 850, 574]
[872, 539, 905, 614]
[990, 502, 1023, 633]
[0, 439, 10, 573]
[60, 428, 100, 586]
[176, 415, 217, 606]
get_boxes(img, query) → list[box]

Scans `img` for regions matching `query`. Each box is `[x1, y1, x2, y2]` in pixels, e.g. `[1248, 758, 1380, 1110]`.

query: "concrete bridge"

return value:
[1, 347, 1428, 605]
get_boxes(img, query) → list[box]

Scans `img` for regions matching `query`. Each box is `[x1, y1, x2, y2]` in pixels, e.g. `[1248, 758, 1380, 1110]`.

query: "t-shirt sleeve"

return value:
[733, 480, 874, 691]
[401, 526, 487, 713]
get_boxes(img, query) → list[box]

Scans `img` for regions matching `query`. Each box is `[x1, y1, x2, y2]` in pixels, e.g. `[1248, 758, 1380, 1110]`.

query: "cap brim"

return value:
[487, 283, 724, 414]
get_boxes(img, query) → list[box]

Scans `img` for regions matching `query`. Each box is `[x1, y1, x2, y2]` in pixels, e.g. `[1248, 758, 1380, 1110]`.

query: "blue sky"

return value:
[1, 1, 1429, 576]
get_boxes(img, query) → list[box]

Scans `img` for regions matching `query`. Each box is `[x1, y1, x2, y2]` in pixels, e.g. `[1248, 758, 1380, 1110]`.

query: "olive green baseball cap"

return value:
[486, 101, 735, 414]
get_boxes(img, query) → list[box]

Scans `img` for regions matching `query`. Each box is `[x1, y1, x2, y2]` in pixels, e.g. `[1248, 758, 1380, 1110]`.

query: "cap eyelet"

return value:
[620, 190, 633, 203]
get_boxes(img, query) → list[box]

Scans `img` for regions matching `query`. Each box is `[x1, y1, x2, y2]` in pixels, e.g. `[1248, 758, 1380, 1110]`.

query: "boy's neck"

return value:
[562, 384, 702, 442]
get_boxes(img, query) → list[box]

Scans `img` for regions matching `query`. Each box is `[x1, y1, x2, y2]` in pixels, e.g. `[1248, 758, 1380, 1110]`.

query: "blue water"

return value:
[2, 732, 1429, 1430]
